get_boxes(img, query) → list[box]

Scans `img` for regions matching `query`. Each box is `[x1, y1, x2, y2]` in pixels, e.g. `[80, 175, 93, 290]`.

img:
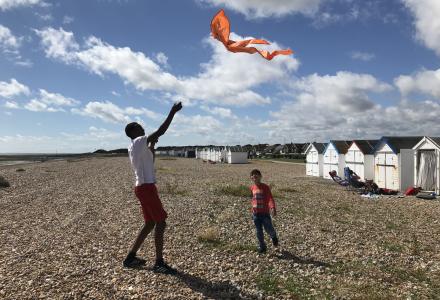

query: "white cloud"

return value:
[200, 105, 237, 119]
[62, 127, 123, 142]
[155, 52, 169, 67]
[257, 71, 404, 142]
[15, 59, 33, 67]
[0, 78, 30, 98]
[20, 89, 80, 112]
[34, 27, 79, 62]
[395, 68, 440, 99]
[291, 71, 392, 114]
[177, 34, 297, 106]
[0, 0, 44, 11]
[263, 99, 440, 143]
[38, 89, 80, 106]
[171, 114, 223, 136]
[4, 100, 19, 109]
[36, 28, 299, 107]
[24, 99, 61, 112]
[72, 101, 163, 124]
[0, 24, 22, 55]
[403, 0, 440, 56]
[35, 12, 53, 21]
[350, 51, 375, 62]
[198, 0, 322, 18]
[62, 16, 74, 24]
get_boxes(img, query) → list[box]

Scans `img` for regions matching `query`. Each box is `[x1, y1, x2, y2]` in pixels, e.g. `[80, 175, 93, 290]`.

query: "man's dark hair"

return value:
[250, 169, 262, 176]
[125, 122, 139, 138]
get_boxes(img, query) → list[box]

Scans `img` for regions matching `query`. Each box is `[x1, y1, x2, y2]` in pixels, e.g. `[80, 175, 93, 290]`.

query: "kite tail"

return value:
[260, 49, 293, 60]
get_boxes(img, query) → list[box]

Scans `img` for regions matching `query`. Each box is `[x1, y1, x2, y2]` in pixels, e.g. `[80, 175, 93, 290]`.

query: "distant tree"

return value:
[93, 149, 108, 154]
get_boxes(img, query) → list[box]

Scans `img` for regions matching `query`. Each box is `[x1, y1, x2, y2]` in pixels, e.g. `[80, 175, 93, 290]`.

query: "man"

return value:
[123, 102, 182, 273]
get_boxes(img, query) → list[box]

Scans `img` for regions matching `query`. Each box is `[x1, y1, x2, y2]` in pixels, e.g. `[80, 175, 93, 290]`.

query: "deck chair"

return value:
[329, 170, 349, 186]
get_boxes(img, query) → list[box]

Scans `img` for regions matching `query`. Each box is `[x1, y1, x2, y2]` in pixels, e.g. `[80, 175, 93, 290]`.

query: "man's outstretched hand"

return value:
[171, 102, 183, 113]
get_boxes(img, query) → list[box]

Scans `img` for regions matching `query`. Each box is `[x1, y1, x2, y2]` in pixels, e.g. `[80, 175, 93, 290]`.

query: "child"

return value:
[249, 169, 279, 253]
[123, 102, 182, 273]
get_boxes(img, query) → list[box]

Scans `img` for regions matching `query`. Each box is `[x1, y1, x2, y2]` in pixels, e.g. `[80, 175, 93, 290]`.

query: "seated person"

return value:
[329, 170, 349, 186]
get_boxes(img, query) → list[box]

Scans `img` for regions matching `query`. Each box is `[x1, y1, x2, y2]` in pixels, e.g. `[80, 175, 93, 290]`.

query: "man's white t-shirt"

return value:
[128, 135, 156, 186]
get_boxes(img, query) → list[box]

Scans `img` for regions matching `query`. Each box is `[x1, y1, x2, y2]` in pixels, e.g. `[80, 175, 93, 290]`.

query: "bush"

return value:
[197, 226, 222, 246]
[0, 175, 10, 188]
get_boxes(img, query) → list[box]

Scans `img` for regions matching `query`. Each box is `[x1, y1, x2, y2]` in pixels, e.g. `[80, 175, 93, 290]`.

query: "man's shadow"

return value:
[172, 270, 257, 300]
[273, 250, 329, 268]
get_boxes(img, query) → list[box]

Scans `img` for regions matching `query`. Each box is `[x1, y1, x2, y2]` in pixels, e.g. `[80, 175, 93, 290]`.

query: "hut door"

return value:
[417, 150, 437, 191]
[376, 152, 398, 189]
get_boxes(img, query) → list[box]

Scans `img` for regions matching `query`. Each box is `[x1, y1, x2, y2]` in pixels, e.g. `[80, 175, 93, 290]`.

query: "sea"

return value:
[0, 153, 77, 167]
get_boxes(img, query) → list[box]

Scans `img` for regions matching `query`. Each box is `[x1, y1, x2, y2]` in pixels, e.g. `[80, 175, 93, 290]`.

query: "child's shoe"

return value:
[257, 246, 267, 254]
[272, 237, 279, 247]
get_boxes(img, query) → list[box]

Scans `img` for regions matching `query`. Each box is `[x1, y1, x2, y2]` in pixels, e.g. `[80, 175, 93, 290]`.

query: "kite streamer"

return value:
[210, 9, 293, 60]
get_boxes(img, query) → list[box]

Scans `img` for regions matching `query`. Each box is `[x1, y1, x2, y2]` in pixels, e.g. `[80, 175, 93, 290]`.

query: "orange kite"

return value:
[210, 9, 293, 61]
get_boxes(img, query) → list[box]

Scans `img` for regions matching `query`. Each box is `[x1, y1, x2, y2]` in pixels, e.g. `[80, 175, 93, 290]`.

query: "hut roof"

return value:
[377, 136, 423, 153]
[351, 140, 379, 154]
[327, 140, 351, 154]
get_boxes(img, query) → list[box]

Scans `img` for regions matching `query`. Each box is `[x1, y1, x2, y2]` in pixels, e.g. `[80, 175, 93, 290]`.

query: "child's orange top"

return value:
[250, 183, 276, 214]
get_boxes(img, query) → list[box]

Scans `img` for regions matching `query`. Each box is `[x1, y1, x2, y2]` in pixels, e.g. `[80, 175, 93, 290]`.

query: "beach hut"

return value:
[304, 142, 327, 177]
[185, 148, 196, 158]
[345, 140, 378, 181]
[374, 136, 422, 191]
[208, 147, 222, 162]
[200, 147, 209, 161]
[227, 146, 248, 164]
[413, 137, 440, 194]
[322, 141, 351, 179]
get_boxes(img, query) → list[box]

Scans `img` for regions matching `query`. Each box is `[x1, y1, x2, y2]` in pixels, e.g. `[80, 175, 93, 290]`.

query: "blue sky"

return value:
[1, 0, 440, 153]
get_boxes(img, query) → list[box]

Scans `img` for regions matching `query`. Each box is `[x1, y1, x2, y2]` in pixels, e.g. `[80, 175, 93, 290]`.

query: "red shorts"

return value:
[134, 183, 167, 223]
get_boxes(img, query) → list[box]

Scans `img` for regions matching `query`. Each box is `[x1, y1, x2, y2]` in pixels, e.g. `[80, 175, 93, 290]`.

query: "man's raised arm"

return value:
[147, 102, 182, 144]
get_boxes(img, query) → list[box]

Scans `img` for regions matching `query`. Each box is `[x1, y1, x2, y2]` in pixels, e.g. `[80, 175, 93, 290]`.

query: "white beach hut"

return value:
[208, 147, 220, 162]
[226, 146, 248, 164]
[322, 141, 350, 179]
[201, 147, 209, 161]
[304, 142, 327, 177]
[374, 136, 422, 191]
[345, 140, 378, 181]
[413, 137, 440, 194]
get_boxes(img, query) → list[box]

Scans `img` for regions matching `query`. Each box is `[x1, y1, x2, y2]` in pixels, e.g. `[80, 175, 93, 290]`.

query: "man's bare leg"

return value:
[123, 221, 155, 267]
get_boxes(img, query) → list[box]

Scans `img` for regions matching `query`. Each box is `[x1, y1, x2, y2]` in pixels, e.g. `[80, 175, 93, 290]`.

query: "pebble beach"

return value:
[1, 156, 440, 299]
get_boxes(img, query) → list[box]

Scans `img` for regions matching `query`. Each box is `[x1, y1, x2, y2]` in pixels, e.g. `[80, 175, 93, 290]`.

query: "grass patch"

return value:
[411, 234, 421, 256]
[353, 283, 394, 299]
[229, 243, 256, 252]
[156, 167, 175, 174]
[0, 175, 10, 188]
[256, 271, 320, 297]
[334, 203, 351, 212]
[380, 265, 430, 284]
[162, 182, 188, 196]
[279, 187, 298, 193]
[380, 241, 404, 253]
[215, 184, 250, 198]
[284, 277, 314, 298]
[256, 271, 281, 294]
[385, 221, 398, 230]
[217, 208, 236, 222]
[197, 227, 223, 247]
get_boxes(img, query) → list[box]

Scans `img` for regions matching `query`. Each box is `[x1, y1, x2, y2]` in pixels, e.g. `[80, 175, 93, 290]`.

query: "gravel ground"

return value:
[1, 157, 440, 299]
